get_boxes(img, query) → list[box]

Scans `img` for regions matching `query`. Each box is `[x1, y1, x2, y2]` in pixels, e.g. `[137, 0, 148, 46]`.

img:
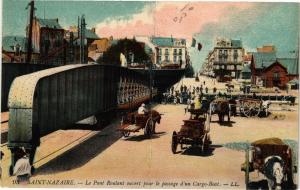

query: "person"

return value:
[138, 103, 148, 115]
[13, 148, 31, 184]
[194, 95, 202, 110]
[213, 87, 217, 94]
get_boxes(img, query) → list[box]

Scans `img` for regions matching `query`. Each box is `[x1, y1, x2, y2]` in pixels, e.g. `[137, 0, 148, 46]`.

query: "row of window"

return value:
[219, 49, 238, 56]
[158, 55, 182, 62]
[158, 48, 183, 55]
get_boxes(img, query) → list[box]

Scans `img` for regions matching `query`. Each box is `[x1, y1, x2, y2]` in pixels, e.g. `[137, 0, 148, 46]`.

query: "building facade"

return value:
[136, 36, 188, 68]
[250, 50, 298, 88]
[31, 17, 65, 64]
[212, 38, 245, 79]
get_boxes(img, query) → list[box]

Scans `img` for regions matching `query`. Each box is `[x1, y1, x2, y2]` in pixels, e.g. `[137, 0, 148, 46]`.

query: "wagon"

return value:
[118, 110, 161, 138]
[241, 138, 295, 189]
[236, 98, 269, 117]
[171, 109, 211, 154]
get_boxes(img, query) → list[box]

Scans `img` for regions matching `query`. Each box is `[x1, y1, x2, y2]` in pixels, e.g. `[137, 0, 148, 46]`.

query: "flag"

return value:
[197, 43, 202, 51]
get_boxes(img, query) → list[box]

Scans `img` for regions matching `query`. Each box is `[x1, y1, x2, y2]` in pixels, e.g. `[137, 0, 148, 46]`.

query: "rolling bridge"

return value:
[6, 63, 153, 174]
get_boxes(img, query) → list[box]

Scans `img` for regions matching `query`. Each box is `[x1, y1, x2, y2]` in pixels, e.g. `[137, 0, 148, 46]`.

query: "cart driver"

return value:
[138, 103, 148, 115]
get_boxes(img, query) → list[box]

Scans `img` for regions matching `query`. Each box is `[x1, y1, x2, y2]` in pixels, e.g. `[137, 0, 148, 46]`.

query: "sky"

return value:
[2, 0, 299, 71]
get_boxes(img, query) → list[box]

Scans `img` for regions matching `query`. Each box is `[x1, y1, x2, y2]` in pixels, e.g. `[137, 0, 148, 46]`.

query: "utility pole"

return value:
[79, 15, 86, 64]
[26, 0, 35, 63]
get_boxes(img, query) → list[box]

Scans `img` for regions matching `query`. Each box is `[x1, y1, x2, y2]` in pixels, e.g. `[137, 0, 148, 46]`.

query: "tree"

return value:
[98, 38, 150, 65]
[185, 64, 195, 78]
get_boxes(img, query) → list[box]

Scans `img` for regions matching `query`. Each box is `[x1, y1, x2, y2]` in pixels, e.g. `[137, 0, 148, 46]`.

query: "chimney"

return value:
[91, 27, 96, 33]
[56, 18, 59, 23]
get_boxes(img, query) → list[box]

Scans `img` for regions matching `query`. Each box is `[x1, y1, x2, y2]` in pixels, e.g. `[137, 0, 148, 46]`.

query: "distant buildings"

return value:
[2, 17, 99, 65]
[65, 26, 100, 63]
[2, 36, 30, 63]
[31, 17, 65, 64]
[136, 36, 188, 68]
[88, 36, 113, 62]
[203, 37, 245, 79]
[250, 46, 298, 88]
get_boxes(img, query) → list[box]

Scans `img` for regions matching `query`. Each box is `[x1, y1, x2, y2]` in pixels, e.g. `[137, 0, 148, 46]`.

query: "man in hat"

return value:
[138, 103, 148, 115]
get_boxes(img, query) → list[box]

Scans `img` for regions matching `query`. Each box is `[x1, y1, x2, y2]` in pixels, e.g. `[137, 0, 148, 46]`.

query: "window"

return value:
[179, 55, 182, 61]
[159, 48, 162, 55]
[165, 49, 169, 55]
[174, 49, 177, 55]
[233, 50, 238, 63]
[158, 56, 162, 63]
[165, 55, 169, 62]
[273, 72, 280, 80]
[174, 55, 177, 62]
[179, 49, 182, 55]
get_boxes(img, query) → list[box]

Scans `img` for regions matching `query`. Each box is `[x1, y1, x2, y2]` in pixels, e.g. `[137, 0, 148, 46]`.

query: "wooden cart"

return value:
[238, 98, 264, 117]
[118, 110, 161, 138]
[241, 138, 295, 189]
[171, 109, 211, 154]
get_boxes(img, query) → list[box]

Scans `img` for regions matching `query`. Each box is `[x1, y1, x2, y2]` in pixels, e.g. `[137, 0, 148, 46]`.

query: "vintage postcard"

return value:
[1, 0, 299, 189]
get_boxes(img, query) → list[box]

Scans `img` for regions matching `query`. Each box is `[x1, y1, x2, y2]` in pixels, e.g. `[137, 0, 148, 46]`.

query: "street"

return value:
[1, 101, 298, 188]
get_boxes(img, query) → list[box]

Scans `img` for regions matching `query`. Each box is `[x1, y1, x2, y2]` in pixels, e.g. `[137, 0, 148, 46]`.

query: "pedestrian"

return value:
[213, 87, 217, 94]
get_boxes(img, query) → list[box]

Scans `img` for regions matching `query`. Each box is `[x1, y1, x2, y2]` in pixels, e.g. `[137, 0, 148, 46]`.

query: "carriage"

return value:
[118, 110, 161, 138]
[171, 109, 211, 154]
[241, 138, 295, 189]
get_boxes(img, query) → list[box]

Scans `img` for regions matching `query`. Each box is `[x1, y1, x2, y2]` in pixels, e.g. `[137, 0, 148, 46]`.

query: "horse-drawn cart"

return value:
[171, 109, 211, 153]
[241, 138, 295, 190]
[118, 110, 161, 138]
[230, 98, 269, 118]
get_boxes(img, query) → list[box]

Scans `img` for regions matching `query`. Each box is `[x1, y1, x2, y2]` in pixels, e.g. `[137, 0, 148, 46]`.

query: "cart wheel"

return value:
[144, 118, 154, 138]
[122, 131, 130, 137]
[171, 131, 178, 154]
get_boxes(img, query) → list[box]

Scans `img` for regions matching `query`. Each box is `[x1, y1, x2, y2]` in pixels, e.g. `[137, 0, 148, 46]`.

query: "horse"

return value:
[211, 98, 230, 123]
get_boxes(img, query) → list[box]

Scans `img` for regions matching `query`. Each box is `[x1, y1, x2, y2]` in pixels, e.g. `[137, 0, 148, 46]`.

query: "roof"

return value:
[252, 137, 286, 146]
[85, 29, 99, 40]
[231, 39, 242, 48]
[2, 36, 27, 52]
[241, 64, 251, 73]
[277, 58, 298, 75]
[36, 18, 63, 29]
[151, 37, 186, 47]
[252, 52, 277, 69]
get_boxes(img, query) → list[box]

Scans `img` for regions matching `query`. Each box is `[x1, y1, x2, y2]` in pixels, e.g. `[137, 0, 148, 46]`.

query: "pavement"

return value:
[1, 102, 298, 188]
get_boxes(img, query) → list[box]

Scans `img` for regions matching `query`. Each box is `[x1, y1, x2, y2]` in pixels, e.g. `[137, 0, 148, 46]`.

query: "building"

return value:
[88, 36, 113, 62]
[30, 17, 65, 64]
[208, 38, 245, 79]
[250, 51, 298, 88]
[136, 36, 188, 68]
[2, 36, 40, 63]
[257, 45, 276, 53]
[2, 36, 27, 63]
[65, 26, 100, 63]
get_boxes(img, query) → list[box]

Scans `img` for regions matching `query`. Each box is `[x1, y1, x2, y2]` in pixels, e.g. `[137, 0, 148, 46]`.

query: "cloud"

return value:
[95, 2, 254, 40]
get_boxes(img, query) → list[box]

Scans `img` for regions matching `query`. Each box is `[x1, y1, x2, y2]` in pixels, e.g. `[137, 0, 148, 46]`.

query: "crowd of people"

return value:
[162, 80, 218, 105]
